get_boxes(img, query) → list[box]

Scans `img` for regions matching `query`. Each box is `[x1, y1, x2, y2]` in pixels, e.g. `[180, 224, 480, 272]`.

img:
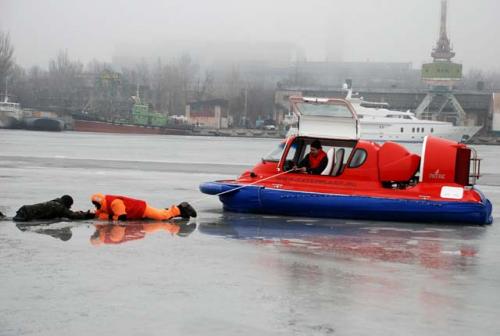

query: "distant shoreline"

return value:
[2, 128, 499, 145]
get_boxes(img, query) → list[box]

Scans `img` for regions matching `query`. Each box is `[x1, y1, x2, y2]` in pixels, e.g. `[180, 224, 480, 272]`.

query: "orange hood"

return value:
[91, 193, 106, 211]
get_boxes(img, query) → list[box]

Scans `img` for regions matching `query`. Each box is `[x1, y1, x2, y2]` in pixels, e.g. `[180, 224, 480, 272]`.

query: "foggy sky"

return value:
[1, 0, 499, 71]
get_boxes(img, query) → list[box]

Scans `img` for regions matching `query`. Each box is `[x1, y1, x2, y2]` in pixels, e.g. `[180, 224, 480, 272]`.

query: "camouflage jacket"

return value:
[14, 198, 90, 221]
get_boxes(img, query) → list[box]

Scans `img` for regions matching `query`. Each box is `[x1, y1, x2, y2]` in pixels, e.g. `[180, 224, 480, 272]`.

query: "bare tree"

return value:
[193, 70, 215, 101]
[218, 66, 244, 124]
[0, 31, 15, 88]
[151, 58, 169, 113]
[177, 54, 198, 103]
[86, 59, 112, 74]
[24, 66, 49, 108]
[154, 54, 200, 115]
[47, 50, 84, 112]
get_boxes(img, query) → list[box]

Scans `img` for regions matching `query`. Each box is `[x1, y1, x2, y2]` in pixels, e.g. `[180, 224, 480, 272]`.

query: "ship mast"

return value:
[3, 77, 8, 103]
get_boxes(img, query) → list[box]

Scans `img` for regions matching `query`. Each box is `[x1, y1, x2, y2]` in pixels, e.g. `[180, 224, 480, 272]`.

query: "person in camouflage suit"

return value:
[13, 195, 94, 222]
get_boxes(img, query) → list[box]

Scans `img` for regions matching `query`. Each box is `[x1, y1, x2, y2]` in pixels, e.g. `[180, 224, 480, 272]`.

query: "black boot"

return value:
[177, 223, 197, 237]
[177, 202, 197, 219]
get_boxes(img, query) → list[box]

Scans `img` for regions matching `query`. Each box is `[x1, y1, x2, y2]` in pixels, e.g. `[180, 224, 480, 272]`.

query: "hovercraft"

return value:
[200, 96, 492, 225]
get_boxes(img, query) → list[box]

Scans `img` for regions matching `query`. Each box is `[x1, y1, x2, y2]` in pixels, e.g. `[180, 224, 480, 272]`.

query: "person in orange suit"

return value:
[90, 193, 197, 221]
[90, 221, 196, 246]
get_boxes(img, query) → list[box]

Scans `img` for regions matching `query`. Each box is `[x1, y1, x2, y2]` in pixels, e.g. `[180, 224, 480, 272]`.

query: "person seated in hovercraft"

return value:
[294, 139, 328, 175]
[13, 195, 94, 222]
[90, 193, 197, 221]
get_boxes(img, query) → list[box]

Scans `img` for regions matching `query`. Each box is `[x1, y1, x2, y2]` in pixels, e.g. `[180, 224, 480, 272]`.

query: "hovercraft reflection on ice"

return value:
[200, 96, 492, 225]
[199, 213, 482, 266]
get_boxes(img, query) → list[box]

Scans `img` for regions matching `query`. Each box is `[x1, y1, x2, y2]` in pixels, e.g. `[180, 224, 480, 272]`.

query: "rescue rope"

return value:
[189, 168, 297, 205]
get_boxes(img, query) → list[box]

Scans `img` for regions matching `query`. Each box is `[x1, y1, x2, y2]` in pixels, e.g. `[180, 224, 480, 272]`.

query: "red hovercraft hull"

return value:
[200, 136, 493, 225]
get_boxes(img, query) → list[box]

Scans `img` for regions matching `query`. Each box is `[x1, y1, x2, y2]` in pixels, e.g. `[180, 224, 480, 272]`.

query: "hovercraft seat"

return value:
[320, 147, 346, 176]
[331, 148, 345, 176]
[321, 148, 335, 175]
[378, 142, 420, 184]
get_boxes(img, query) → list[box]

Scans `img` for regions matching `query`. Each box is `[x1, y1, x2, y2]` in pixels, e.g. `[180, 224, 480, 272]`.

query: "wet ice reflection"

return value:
[198, 213, 494, 335]
[15, 220, 197, 245]
[199, 213, 483, 270]
[3, 207, 498, 335]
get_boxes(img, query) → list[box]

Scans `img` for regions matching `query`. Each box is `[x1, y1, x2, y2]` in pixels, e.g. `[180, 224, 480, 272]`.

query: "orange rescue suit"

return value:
[90, 222, 181, 245]
[91, 193, 181, 221]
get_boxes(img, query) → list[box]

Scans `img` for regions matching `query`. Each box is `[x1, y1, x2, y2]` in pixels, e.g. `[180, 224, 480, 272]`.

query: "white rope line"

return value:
[189, 168, 297, 204]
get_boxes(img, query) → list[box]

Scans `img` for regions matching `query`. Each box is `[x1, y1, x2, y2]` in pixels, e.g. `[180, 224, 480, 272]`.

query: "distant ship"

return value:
[22, 110, 65, 132]
[0, 94, 22, 129]
[73, 93, 193, 135]
[346, 89, 482, 143]
[285, 89, 481, 143]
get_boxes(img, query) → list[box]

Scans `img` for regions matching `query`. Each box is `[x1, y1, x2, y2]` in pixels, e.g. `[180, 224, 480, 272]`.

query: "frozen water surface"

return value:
[1, 130, 499, 335]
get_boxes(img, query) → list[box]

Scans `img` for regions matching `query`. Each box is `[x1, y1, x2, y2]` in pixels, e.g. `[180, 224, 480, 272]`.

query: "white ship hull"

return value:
[346, 89, 482, 143]
[285, 92, 483, 143]
[0, 98, 23, 129]
[0, 113, 21, 129]
[360, 120, 481, 143]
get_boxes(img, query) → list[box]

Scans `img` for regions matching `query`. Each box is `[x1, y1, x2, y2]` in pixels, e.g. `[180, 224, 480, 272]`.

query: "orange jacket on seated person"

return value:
[90, 193, 197, 221]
